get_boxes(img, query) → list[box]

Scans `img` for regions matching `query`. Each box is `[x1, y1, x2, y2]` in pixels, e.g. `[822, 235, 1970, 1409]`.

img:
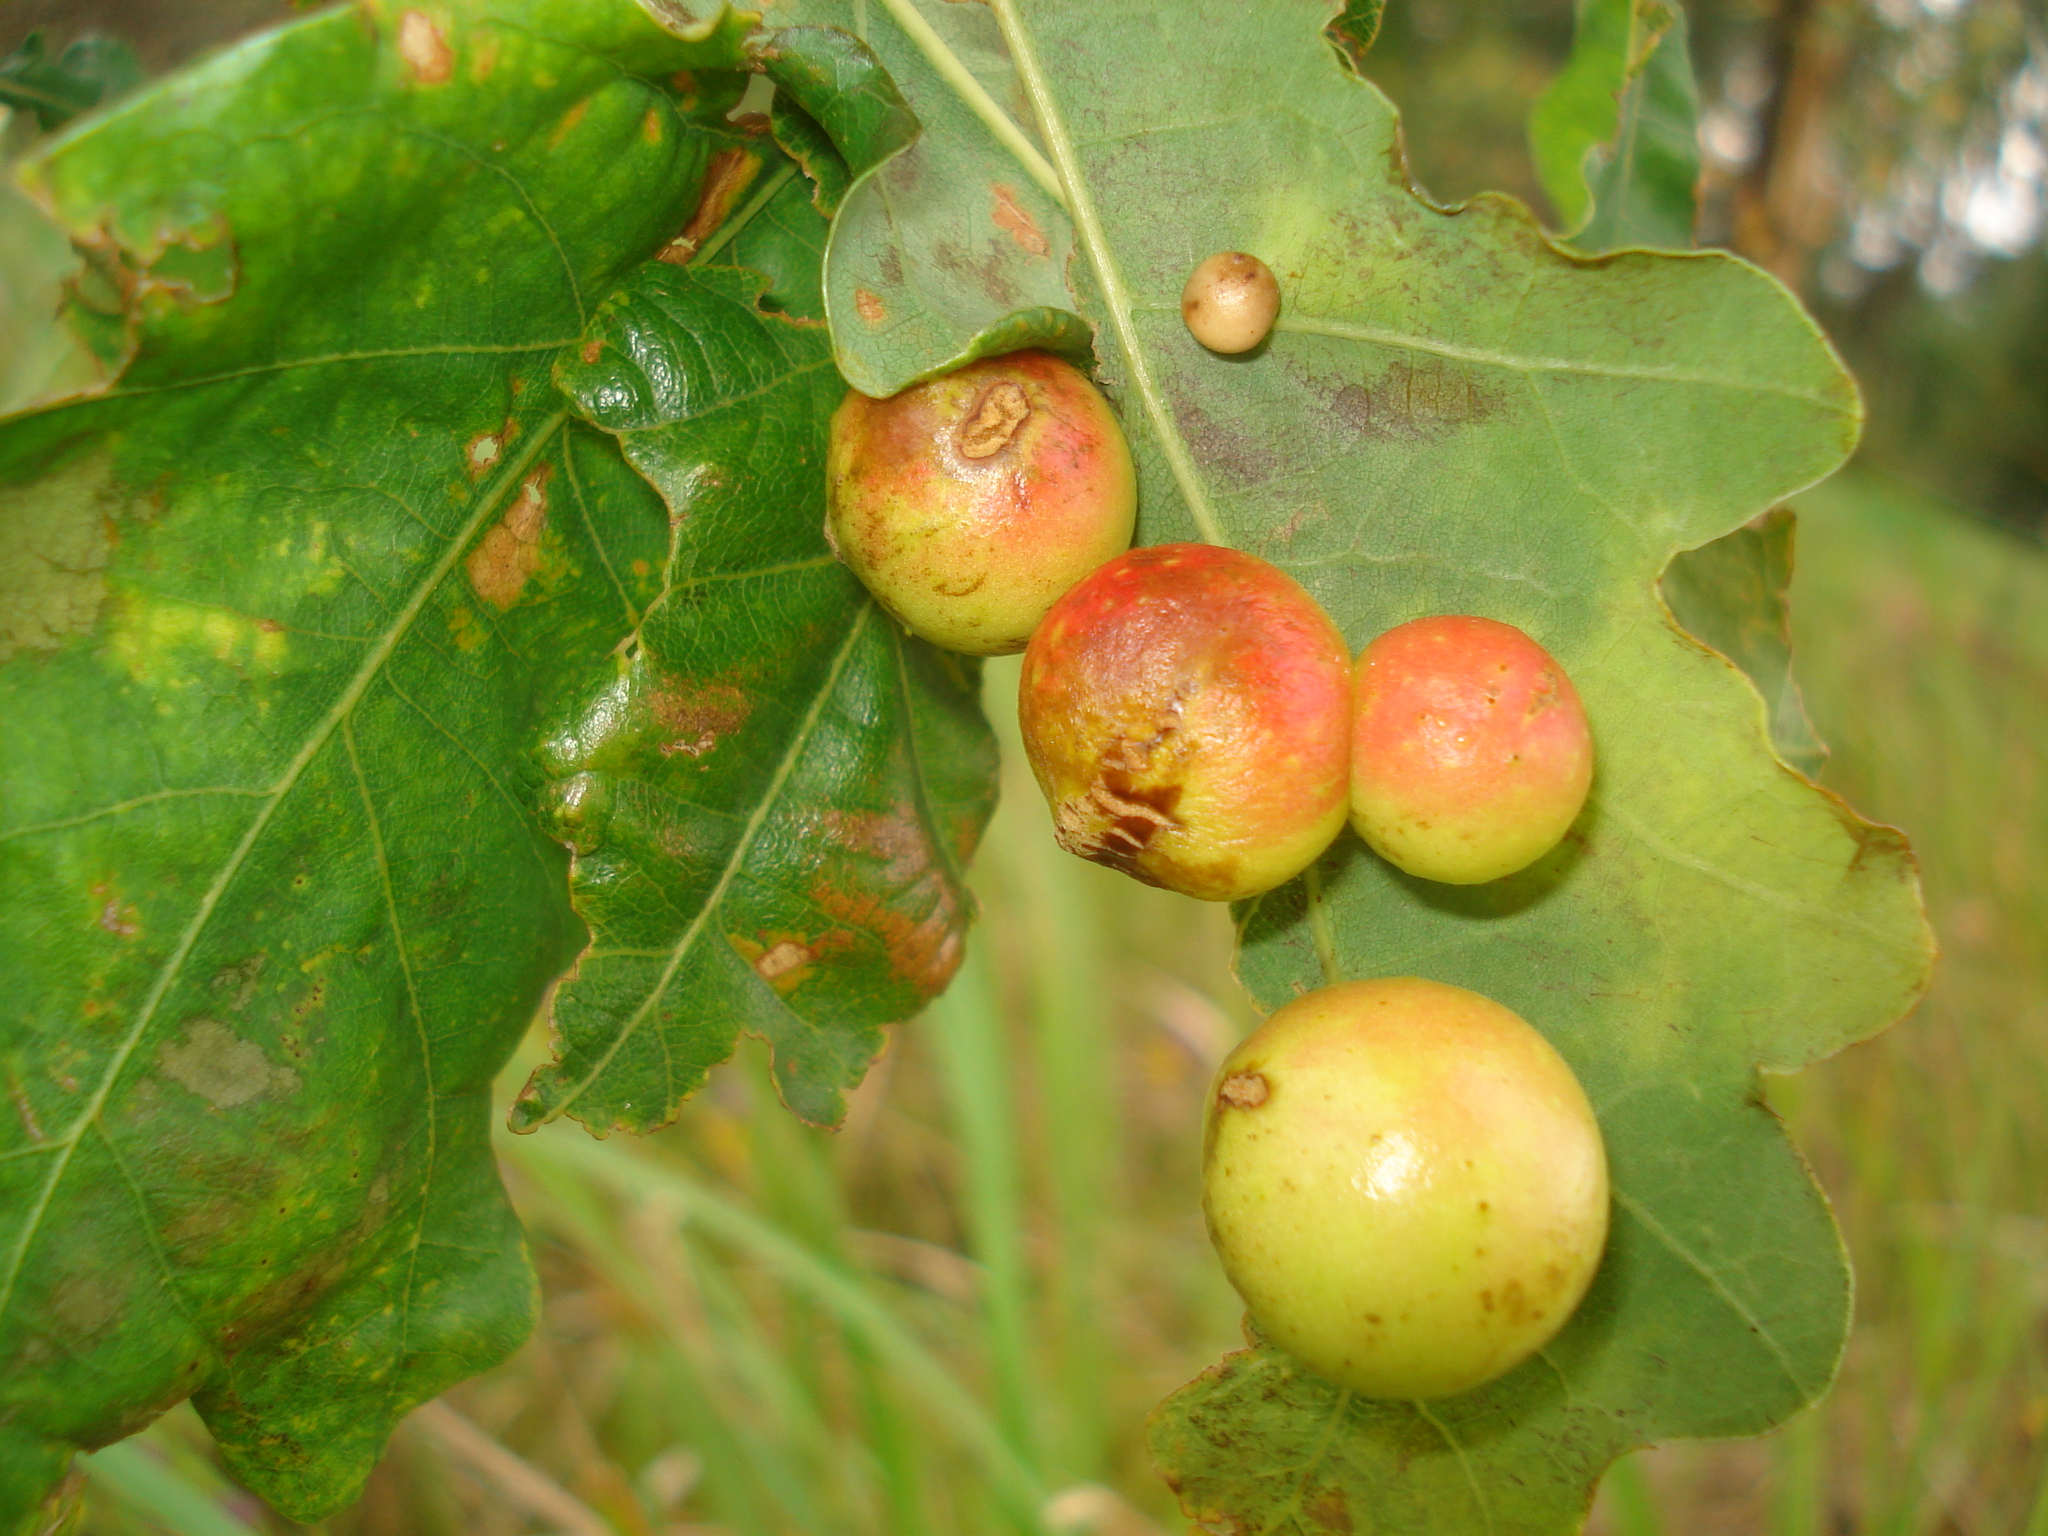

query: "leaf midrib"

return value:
[0, 410, 569, 1324]
[870, 0, 1065, 207]
[983, 0, 1228, 547]
[538, 598, 880, 1124]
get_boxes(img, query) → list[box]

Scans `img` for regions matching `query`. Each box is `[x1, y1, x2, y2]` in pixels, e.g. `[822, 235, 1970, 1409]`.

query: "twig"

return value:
[408, 1399, 614, 1536]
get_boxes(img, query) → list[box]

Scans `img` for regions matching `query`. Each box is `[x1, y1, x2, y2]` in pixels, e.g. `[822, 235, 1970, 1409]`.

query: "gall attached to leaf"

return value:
[1202, 977, 1610, 1399]
[824, 350, 1136, 656]
[1181, 251, 1280, 354]
[1019, 543, 1351, 902]
[1350, 615, 1593, 884]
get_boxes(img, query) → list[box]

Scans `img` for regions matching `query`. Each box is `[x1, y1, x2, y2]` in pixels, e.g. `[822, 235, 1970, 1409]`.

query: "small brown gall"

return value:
[1350, 616, 1594, 884]
[1181, 251, 1280, 354]
[825, 350, 1136, 656]
[1019, 544, 1352, 901]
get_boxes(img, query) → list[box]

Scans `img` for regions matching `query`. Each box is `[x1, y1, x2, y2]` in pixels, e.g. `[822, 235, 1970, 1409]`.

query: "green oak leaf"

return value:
[0, 0, 791, 1521]
[1322, 1, 1387, 76]
[1535, 10, 1822, 776]
[767, 0, 1095, 394]
[1528, 0, 1702, 252]
[760, 25, 919, 219]
[513, 252, 997, 1136]
[0, 32, 142, 131]
[797, 0, 1934, 1527]
[1663, 507, 1829, 779]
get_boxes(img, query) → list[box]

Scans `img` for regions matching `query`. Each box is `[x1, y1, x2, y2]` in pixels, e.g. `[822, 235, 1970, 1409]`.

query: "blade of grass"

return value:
[738, 1041, 934, 1536]
[1599, 1452, 1665, 1536]
[81, 1441, 265, 1536]
[503, 1125, 1050, 1526]
[510, 1146, 793, 1536]
[1788, 470, 2048, 1533]
[982, 662, 1119, 1485]
[1768, 1409, 1824, 1536]
[407, 1401, 614, 1536]
[926, 943, 1048, 1525]
[2025, 1448, 2048, 1536]
[676, 1237, 840, 1532]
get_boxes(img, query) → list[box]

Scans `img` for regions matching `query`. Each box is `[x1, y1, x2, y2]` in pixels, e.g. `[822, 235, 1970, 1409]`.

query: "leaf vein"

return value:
[985, 0, 1228, 545]
[1415, 1398, 1497, 1536]
[1269, 314, 1852, 410]
[1611, 1185, 1818, 1398]
[0, 412, 567, 1325]
[540, 600, 879, 1121]
[0, 786, 271, 844]
[342, 710, 438, 1366]
[873, 0, 1065, 206]
[95, 343, 576, 401]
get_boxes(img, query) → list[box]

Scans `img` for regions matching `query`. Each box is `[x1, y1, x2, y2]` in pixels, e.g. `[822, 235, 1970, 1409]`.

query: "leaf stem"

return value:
[873, 0, 1066, 208]
[982, 0, 1227, 545]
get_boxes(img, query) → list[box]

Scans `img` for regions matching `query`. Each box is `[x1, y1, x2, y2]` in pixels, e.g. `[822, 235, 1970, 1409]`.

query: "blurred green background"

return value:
[5, 0, 2045, 1531]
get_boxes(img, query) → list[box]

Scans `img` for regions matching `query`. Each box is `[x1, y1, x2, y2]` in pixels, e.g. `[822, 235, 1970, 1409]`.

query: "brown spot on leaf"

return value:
[12, 1081, 46, 1142]
[1319, 358, 1498, 442]
[809, 806, 966, 998]
[158, 1020, 299, 1110]
[642, 106, 664, 145]
[930, 237, 1019, 308]
[1306, 1486, 1354, 1533]
[50, 1271, 124, 1341]
[579, 339, 603, 364]
[466, 465, 552, 609]
[465, 427, 504, 478]
[0, 453, 121, 663]
[660, 148, 763, 264]
[856, 288, 886, 324]
[548, 97, 589, 149]
[1169, 398, 1281, 493]
[990, 183, 1049, 256]
[956, 382, 1031, 459]
[398, 11, 453, 85]
[757, 939, 814, 980]
[729, 929, 855, 997]
[651, 679, 750, 759]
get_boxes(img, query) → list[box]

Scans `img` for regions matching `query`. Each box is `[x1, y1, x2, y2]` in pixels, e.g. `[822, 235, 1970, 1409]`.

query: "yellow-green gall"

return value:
[1203, 977, 1609, 1399]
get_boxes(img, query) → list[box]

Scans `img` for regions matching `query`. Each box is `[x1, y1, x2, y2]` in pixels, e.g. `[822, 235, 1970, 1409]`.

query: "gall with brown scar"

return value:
[825, 349, 1136, 656]
[1018, 543, 1351, 901]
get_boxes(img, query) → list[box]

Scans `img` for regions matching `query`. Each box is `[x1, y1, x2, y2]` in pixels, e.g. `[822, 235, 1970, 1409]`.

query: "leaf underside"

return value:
[0, 0, 1934, 1530]
[771, 0, 1934, 1530]
[1529, 0, 1703, 252]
